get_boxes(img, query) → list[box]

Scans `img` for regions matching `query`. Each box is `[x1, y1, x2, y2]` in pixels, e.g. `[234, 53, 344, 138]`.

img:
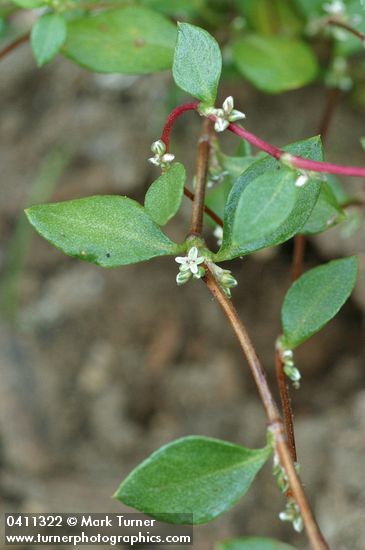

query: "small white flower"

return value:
[295, 173, 310, 187]
[201, 96, 246, 133]
[213, 226, 223, 246]
[279, 499, 303, 533]
[323, 0, 346, 16]
[148, 139, 175, 169]
[175, 247, 205, 276]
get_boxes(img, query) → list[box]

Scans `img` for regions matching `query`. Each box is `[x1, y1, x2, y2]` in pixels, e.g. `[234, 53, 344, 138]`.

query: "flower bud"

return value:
[176, 270, 192, 286]
[151, 140, 166, 156]
[220, 271, 238, 288]
[283, 364, 301, 382]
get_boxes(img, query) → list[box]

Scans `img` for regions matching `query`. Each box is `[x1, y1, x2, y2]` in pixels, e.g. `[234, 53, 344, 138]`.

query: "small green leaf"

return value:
[145, 163, 185, 226]
[215, 137, 323, 261]
[140, 0, 202, 17]
[114, 436, 272, 524]
[25, 196, 183, 267]
[31, 13, 67, 67]
[216, 537, 297, 550]
[173, 22, 222, 104]
[205, 180, 232, 227]
[292, 0, 324, 19]
[63, 7, 176, 74]
[301, 182, 346, 235]
[12, 0, 44, 7]
[281, 257, 358, 349]
[233, 35, 318, 93]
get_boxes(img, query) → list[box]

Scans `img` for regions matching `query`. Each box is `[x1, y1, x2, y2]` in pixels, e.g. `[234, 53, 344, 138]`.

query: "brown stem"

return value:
[204, 269, 329, 550]
[275, 349, 297, 462]
[190, 119, 211, 236]
[184, 187, 223, 228]
[0, 32, 29, 62]
[291, 234, 306, 282]
[318, 88, 341, 145]
[187, 119, 329, 549]
[327, 18, 365, 43]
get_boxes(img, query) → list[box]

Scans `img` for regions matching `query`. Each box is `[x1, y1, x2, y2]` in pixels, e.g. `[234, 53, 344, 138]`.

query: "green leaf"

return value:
[205, 154, 256, 226]
[31, 13, 67, 67]
[25, 196, 183, 267]
[114, 435, 272, 524]
[63, 7, 176, 74]
[215, 137, 322, 261]
[281, 257, 358, 349]
[235, 0, 303, 37]
[145, 163, 185, 226]
[301, 182, 346, 235]
[292, 0, 324, 19]
[140, 0, 202, 17]
[326, 175, 351, 206]
[12, 0, 44, 7]
[205, 180, 232, 227]
[232, 35, 318, 93]
[173, 22, 222, 104]
[216, 537, 297, 550]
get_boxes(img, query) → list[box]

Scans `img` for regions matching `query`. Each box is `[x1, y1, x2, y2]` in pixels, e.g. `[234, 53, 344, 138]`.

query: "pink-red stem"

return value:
[162, 102, 365, 179]
[161, 102, 199, 151]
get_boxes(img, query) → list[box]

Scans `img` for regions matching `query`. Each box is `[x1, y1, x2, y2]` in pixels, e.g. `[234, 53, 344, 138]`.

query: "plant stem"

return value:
[204, 269, 329, 550]
[319, 88, 341, 144]
[327, 17, 365, 43]
[275, 349, 297, 462]
[184, 187, 223, 227]
[291, 88, 340, 282]
[291, 234, 307, 282]
[227, 121, 365, 177]
[190, 119, 211, 236]
[0, 32, 29, 62]
[161, 102, 199, 152]
[162, 103, 365, 178]
[188, 120, 329, 549]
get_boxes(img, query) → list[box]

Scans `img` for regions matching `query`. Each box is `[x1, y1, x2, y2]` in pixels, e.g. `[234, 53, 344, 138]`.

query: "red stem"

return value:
[0, 32, 29, 62]
[162, 103, 365, 178]
[227, 121, 365, 177]
[160, 102, 199, 151]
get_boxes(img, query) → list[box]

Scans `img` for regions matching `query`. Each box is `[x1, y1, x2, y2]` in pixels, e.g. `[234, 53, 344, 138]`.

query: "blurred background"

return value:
[1, 2, 365, 549]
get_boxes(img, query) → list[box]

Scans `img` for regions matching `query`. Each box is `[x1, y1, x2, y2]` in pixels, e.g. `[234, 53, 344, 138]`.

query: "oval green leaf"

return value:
[63, 7, 176, 74]
[25, 196, 183, 267]
[281, 257, 358, 349]
[214, 137, 323, 261]
[216, 537, 297, 550]
[301, 182, 345, 235]
[173, 22, 222, 104]
[114, 436, 272, 524]
[145, 163, 185, 226]
[12, 0, 44, 7]
[31, 13, 67, 67]
[233, 35, 318, 93]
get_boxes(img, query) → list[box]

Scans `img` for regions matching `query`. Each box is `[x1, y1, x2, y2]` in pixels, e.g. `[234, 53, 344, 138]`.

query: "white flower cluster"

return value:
[272, 452, 303, 532]
[202, 96, 246, 133]
[277, 339, 301, 389]
[174, 247, 238, 297]
[323, 0, 346, 16]
[209, 262, 238, 298]
[175, 247, 205, 285]
[148, 140, 175, 170]
[279, 498, 304, 533]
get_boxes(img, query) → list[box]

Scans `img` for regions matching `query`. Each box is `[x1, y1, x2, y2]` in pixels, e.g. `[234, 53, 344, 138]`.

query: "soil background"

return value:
[0, 44, 364, 550]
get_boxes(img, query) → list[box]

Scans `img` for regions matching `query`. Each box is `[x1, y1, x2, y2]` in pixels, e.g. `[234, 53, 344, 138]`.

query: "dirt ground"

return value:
[0, 45, 364, 550]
